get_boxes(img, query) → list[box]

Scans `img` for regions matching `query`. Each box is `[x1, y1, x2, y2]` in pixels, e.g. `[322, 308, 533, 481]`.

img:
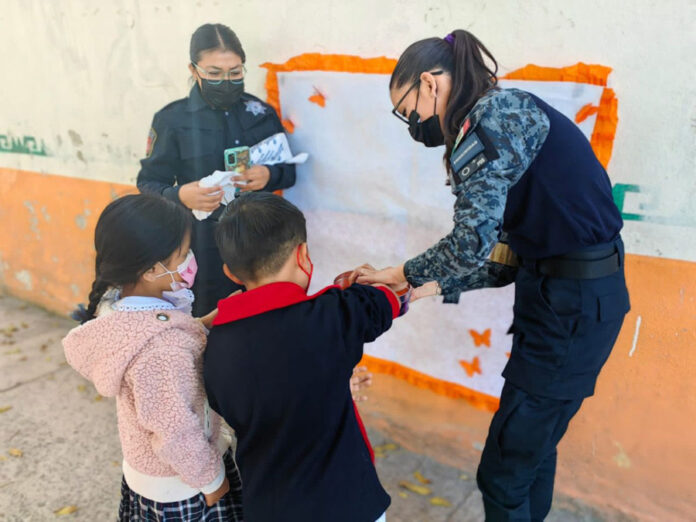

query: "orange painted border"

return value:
[261, 54, 618, 412]
[261, 53, 397, 130]
[502, 63, 618, 168]
[360, 354, 500, 411]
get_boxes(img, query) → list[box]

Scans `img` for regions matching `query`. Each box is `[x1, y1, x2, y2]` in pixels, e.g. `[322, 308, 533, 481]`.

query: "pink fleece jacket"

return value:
[63, 308, 223, 491]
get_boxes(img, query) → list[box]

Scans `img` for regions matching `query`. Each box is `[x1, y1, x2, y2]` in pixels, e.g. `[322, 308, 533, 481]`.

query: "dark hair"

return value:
[73, 194, 192, 323]
[390, 30, 498, 170]
[216, 192, 307, 282]
[190, 23, 246, 64]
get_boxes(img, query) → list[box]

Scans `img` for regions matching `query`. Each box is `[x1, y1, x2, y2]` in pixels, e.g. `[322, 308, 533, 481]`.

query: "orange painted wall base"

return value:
[0, 167, 135, 313]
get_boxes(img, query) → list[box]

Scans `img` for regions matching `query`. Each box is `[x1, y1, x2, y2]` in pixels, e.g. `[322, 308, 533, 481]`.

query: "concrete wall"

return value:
[1, 1, 694, 520]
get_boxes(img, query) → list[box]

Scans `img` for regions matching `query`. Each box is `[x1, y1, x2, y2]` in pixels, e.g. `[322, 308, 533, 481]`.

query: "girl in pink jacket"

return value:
[63, 194, 243, 521]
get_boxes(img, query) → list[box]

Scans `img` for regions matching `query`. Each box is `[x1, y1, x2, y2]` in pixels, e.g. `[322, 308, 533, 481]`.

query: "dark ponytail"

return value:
[72, 194, 192, 324]
[390, 30, 498, 170]
[190, 23, 246, 64]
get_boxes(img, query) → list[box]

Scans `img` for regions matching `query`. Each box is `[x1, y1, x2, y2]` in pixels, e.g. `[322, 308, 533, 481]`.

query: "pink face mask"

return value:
[156, 250, 198, 291]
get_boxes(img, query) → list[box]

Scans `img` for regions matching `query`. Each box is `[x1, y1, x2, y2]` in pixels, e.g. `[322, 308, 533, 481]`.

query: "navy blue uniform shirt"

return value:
[136, 85, 296, 315]
[204, 282, 399, 522]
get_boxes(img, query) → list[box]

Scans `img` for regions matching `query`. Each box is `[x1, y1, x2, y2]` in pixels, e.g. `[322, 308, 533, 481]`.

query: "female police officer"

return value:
[357, 30, 630, 521]
[137, 23, 296, 316]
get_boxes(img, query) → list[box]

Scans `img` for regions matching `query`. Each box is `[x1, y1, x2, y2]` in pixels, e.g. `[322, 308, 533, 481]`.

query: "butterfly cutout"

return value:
[469, 328, 491, 348]
[459, 356, 482, 377]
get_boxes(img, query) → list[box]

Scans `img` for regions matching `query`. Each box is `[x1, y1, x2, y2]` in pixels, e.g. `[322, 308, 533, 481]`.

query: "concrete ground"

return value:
[0, 294, 613, 521]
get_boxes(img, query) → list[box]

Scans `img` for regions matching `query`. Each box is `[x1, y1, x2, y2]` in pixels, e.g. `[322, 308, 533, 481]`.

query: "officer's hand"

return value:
[350, 365, 373, 402]
[234, 165, 271, 192]
[410, 281, 441, 302]
[356, 265, 407, 287]
[179, 181, 224, 212]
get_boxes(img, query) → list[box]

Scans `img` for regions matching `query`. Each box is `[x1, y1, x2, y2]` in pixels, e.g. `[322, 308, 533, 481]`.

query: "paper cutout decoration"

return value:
[261, 54, 618, 411]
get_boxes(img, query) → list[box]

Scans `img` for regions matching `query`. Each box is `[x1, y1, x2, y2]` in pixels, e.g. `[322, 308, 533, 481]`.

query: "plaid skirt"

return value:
[118, 449, 244, 521]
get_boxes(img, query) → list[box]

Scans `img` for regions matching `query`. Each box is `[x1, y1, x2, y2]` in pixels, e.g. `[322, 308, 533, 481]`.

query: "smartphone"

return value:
[224, 146, 251, 172]
[224, 146, 251, 196]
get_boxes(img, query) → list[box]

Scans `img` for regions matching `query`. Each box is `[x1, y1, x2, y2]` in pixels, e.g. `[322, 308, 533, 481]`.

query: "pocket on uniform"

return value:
[597, 290, 630, 322]
[538, 276, 585, 337]
[179, 129, 220, 159]
[490, 386, 528, 458]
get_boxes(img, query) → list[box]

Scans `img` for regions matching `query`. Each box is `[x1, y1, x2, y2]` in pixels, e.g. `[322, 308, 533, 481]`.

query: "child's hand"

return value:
[204, 476, 230, 507]
[197, 290, 242, 329]
[198, 308, 218, 329]
[350, 366, 373, 402]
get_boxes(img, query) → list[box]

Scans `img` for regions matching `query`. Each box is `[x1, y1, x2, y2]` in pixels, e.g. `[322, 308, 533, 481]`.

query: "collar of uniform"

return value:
[186, 84, 210, 112]
[213, 281, 339, 326]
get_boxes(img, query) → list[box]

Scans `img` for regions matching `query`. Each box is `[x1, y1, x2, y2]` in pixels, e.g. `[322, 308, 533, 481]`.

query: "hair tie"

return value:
[444, 33, 455, 46]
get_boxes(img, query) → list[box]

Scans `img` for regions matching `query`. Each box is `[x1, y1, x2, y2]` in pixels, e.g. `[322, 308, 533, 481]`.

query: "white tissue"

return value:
[191, 133, 308, 221]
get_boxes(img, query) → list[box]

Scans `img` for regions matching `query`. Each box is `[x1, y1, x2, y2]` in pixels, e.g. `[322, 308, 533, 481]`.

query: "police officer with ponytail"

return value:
[357, 30, 630, 521]
[137, 23, 296, 316]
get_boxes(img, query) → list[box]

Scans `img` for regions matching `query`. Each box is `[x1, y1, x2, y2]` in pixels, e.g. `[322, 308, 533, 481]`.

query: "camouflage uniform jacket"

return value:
[403, 88, 551, 303]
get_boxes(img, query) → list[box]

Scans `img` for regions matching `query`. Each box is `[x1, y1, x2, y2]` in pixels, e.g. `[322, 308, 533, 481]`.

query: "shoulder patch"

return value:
[448, 126, 501, 189]
[145, 127, 157, 158]
[451, 131, 485, 173]
[244, 100, 267, 116]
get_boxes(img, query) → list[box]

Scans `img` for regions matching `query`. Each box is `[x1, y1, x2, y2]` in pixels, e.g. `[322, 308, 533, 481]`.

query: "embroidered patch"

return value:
[245, 100, 266, 116]
[454, 118, 471, 149]
[145, 127, 157, 158]
[451, 132, 485, 174]
[449, 153, 488, 189]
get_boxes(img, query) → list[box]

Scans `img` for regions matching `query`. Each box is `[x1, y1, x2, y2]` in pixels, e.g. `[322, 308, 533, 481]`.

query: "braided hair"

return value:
[72, 194, 192, 323]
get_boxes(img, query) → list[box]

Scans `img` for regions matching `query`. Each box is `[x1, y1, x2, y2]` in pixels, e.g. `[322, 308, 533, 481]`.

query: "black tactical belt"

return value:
[520, 244, 621, 279]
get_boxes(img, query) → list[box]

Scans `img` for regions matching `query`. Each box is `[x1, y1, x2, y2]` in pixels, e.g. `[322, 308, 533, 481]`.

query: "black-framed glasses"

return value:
[391, 70, 443, 124]
[192, 62, 247, 85]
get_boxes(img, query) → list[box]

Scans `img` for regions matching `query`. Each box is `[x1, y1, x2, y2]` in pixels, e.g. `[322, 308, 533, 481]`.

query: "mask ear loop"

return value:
[296, 246, 313, 290]
[155, 262, 178, 287]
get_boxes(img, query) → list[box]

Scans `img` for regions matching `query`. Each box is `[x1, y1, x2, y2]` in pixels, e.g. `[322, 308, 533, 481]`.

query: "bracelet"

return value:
[396, 284, 413, 317]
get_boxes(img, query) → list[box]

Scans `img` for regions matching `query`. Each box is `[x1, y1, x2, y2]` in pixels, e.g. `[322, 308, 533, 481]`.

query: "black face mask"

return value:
[199, 79, 244, 110]
[408, 94, 445, 148]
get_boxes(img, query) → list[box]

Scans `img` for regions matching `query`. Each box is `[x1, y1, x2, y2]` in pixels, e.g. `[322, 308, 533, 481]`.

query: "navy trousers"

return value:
[478, 241, 629, 521]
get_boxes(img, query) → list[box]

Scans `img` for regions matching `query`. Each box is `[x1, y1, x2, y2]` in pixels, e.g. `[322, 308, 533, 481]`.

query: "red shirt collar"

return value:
[213, 282, 339, 326]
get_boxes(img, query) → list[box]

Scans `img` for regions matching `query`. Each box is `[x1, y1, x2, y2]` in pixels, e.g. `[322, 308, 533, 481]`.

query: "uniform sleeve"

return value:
[136, 112, 183, 204]
[261, 110, 296, 192]
[403, 93, 549, 295]
[439, 261, 519, 304]
[129, 330, 223, 490]
[336, 285, 399, 366]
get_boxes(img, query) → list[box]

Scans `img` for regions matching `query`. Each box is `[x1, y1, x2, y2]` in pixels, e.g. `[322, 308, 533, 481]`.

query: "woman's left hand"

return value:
[350, 365, 373, 402]
[355, 265, 407, 287]
[234, 165, 271, 192]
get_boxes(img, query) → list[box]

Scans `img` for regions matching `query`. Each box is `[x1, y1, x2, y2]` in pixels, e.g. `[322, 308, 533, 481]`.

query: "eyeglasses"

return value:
[192, 62, 246, 85]
[391, 70, 443, 124]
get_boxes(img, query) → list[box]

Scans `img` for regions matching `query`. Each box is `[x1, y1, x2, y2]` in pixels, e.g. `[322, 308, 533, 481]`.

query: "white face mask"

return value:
[162, 288, 195, 315]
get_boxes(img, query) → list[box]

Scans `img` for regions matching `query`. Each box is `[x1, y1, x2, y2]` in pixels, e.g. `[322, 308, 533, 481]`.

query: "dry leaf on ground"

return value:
[413, 471, 431, 484]
[398, 481, 431, 496]
[54, 505, 79, 516]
